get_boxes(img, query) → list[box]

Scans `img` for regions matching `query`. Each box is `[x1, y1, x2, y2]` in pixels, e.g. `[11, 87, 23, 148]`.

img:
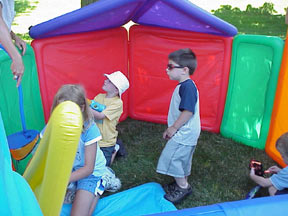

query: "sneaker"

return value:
[116, 139, 127, 157]
[163, 181, 177, 193]
[164, 184, 192, 203]
[102, 166, 121, 192]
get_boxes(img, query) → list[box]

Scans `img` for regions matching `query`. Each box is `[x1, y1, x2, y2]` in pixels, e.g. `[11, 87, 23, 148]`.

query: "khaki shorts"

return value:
[156, 139, 196, 178]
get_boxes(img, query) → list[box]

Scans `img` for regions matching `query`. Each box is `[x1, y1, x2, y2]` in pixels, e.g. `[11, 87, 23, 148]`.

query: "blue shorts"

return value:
[76, 175, 104, 196]
[100, 146, 115, 166]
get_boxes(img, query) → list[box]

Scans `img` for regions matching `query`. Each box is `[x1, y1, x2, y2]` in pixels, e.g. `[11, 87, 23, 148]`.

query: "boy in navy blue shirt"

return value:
[157, 48, 201, 203]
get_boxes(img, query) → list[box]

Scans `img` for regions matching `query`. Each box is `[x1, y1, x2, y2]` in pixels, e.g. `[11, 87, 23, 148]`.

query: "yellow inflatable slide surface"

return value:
[23, 101, 83, 215]
[265, 30, 288, 168]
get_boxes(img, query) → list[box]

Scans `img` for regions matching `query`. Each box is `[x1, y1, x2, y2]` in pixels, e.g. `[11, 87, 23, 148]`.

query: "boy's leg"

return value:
[268, 186, 277, 196]
[100, 146, 115, 166]
[110, 144, 120, 165]
[175, 177, 189, 189]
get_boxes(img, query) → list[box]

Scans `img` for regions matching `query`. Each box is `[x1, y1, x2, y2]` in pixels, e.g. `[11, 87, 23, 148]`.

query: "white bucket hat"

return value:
[104, 71, 129, 98]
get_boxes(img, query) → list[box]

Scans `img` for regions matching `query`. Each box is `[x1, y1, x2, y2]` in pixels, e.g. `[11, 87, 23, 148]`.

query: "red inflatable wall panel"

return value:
[32, 28, 128, 122]
[129, 25, 233, 132]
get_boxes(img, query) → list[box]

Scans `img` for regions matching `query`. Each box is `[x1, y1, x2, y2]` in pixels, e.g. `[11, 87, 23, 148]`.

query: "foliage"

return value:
[14, 0, 37, 16]
[212, 2, 286, 39]
[81, 0, 99, 7]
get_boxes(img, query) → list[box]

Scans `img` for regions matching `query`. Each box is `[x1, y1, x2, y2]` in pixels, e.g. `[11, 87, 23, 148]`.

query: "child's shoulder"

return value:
[180, 79, 197, 90]
[83, 121, 101, 139]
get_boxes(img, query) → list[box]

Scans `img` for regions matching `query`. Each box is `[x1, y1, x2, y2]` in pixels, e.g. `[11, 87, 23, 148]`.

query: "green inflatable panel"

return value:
[0, 44, 45, 136]
[221, 35, 284, 149]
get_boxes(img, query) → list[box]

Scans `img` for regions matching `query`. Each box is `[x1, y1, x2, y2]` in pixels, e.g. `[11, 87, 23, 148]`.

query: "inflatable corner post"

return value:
[129, 25, 233, 132]
[23, 101, 82, 216]
[266, 29, 288, 167]
[0, 112, 42, 215]
[221, 35, 284, 149]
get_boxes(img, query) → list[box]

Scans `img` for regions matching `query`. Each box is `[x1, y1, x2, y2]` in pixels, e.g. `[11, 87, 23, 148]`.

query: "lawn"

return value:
[15, 1, 287, 211]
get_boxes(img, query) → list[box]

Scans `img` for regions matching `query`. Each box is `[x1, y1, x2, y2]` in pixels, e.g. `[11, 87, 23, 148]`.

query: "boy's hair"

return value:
[168, 48, 197, 75]
[51, 84, 94, 128]
[276, 132, 288, 158]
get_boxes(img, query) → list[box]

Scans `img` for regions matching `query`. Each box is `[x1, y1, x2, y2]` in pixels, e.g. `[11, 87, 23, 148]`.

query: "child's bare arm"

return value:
[163, 110, 193, 139]
[90, 108, 106, 120]
[250, 168, 273, 187]
[267, 165, 282, 174]
[69, 143, 97, 183]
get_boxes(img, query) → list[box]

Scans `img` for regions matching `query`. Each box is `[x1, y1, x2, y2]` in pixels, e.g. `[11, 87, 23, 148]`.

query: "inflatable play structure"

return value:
[1, 0, 288, 215]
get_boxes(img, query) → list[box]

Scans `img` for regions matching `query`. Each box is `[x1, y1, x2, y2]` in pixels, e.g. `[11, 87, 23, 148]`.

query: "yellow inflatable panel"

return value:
[265, 30, 288, 168]
[23, 101, 83, 216]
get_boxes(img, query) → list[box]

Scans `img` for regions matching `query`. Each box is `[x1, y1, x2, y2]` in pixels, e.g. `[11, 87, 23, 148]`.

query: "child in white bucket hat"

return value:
[90, 71, 129, 166]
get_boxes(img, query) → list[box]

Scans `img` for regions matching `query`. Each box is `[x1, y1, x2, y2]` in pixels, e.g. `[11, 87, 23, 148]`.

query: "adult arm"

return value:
[286, 7, 288, 25]
[0, 4, 24, 87]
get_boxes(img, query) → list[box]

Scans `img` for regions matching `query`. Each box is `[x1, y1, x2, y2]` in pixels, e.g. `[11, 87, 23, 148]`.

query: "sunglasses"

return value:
[167, 64, 184, 70]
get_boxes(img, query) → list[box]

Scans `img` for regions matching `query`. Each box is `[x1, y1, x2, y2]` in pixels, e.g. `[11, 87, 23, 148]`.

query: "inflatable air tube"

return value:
[0, 112, 42, 215]
[23, 101, 82, 216]
[265, 30, 288, 167]
[221, 35, 284, 149]
[151, 194, 288, 216]
[61, 182, 176, 216]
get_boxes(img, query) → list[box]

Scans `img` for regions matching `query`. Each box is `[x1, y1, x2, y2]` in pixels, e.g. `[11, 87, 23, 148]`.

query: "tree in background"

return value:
[81, 0, 99, 7]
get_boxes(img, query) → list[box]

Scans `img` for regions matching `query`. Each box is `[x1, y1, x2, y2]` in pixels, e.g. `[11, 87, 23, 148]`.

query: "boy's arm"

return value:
[90, 108, 106, 120]
[250, 168, 273, 187]
[163, 110, 193, 139]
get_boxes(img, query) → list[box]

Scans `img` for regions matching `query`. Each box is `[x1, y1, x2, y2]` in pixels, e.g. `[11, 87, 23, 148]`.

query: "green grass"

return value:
[15, 1, 287, 210]
[112, 119, 274, 209]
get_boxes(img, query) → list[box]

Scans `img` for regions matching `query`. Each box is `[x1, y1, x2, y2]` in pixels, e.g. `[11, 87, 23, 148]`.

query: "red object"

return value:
[129, 25, 233, 132]
[32, 28, 129, 122]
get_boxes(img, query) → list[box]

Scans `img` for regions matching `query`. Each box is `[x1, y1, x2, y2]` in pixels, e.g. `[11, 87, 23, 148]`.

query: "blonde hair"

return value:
[276, 132, 288, 159]
[51, 84, 93, 129]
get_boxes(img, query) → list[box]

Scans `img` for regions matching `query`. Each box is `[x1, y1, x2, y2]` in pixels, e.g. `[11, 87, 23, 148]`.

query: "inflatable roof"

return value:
[29, 0, 237, 39]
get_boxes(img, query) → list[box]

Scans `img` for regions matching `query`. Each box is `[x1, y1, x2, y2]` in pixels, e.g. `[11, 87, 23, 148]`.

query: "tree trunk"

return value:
[81, 0, 99, 7]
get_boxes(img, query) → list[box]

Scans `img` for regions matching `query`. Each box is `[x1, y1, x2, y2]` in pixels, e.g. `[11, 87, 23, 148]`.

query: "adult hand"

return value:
[13, 34, 26, 56]
[11, 54, 24, 87]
